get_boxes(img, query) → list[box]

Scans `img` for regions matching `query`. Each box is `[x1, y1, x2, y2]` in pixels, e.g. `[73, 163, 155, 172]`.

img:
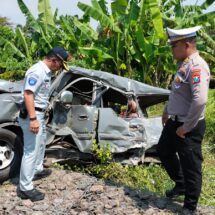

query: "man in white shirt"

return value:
[18, 47, 69, 202]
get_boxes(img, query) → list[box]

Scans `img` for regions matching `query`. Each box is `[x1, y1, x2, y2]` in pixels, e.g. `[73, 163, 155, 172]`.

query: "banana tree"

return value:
[78, 0, 214, 85]
[78, 0, 170, 86]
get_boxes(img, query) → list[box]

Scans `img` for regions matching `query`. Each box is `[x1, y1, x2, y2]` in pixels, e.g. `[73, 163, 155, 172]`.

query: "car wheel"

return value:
[0, 128, 23, 183]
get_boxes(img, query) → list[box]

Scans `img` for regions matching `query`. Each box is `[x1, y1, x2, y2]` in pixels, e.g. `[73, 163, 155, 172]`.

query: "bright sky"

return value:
[0, 0, 214, 27]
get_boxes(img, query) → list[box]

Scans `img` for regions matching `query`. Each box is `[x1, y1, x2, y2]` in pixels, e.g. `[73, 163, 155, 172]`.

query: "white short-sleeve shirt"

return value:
[22, 61, 52, 109]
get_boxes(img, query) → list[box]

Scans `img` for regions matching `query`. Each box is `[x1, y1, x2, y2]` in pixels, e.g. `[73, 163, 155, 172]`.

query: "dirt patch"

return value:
[0, 169, 214, 215]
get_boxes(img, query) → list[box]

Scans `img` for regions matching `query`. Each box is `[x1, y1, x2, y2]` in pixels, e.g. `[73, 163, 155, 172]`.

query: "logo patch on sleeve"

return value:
[192, 73, 200, 84]
[191, 67, 201, 84]
[28, 77, 37, 86]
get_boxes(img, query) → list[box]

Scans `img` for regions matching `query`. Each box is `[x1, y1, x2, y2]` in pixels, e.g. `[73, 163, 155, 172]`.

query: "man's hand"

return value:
[176, 126, 186, 138]
[162, 112, 169, 127]
[29, 120, 40, 134]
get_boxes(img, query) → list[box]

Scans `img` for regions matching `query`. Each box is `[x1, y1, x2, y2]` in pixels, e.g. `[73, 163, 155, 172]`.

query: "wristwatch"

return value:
[29, 117, 37, 121]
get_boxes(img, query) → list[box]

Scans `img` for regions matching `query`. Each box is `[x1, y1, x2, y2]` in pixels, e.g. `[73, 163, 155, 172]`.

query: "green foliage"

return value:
[77, 0, 172, 85]
[88, 162, 172, 193]
[78, 0, 121, 33]
[52, 162, 65, 170]
[1, 0, 214, 86]
[0, 16, 12, 27]
[147, 102, 165, 117]
[0, 71, 25, 81]
[38, 0, 55, 29]
[201, 143, 215, 206]
[205, 89, 215, 144]
[92, 139, 113, 164]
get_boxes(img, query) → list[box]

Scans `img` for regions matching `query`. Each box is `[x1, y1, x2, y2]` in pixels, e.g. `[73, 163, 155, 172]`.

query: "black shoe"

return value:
[18, 188, 45, 202]
[165, 186, 185, 198]
[33, 169, 52, 181]
[182, 206, 197, 215]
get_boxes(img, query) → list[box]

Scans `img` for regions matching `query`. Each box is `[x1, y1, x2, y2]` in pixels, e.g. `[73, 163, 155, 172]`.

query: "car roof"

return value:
[69, 66, 170, 107]
[70, 66, 170, 96]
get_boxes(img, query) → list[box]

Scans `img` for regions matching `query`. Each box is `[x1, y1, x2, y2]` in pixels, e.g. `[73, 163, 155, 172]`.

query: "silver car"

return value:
[0, 67, 169, 182]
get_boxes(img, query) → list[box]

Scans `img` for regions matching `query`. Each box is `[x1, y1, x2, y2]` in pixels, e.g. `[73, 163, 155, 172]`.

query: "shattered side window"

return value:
[102, 88, 127, 114]
[67, 79, 94, 105]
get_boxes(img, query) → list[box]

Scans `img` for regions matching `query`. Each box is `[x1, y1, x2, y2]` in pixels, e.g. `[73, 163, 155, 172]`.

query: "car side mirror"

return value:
[60, 91, 73, 104]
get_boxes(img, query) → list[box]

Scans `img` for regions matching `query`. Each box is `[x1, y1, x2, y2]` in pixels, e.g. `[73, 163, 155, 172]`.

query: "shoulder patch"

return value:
[192, 72, 200, 84]
[28, 77, 37, 86]
[191, 67, 201, 84]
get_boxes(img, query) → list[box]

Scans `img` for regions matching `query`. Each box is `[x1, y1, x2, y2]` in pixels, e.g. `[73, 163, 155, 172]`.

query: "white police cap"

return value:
[166, 26, 201, 42]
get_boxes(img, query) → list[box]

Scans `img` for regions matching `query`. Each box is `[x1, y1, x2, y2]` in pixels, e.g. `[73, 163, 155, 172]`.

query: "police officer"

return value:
[157, 26, 210, 213]
[18, 47, 69, 202]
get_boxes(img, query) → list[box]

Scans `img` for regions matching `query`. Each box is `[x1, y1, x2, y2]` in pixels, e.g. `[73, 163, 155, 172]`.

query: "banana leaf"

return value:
[111, 0, 128, 16]
[59, 17, 79, 44]
[73, 17, 98, 41]
[17, 0, 40, 32]
[38, 0, 55, 31]
[200, 0, 215, 10]
[1, 37, 25, 58]
[78, 1, 121, 33]
[16, 27, 31, 59]
[79, 47, 113, 62]
[147, 0, 165, 38]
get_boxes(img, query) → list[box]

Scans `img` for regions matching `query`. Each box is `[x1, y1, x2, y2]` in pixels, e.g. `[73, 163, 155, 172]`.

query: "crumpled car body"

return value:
[0, 67, 169, 182]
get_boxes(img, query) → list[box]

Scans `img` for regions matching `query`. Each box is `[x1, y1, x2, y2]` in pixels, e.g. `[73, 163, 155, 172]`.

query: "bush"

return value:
[205, 90, 215, 144]
[0, 70, 25, 81]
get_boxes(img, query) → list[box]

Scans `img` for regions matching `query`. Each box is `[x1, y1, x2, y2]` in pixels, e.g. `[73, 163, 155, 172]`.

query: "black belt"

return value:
[35, 107, 46, 112]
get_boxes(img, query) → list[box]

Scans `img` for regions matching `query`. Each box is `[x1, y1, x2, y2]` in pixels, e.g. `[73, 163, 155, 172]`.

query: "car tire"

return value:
[0, 128, 23, 183]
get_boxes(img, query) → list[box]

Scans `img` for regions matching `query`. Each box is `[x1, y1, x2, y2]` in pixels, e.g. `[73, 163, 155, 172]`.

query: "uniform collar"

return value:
[39, 61, 52, 74]
[180, 51, 199, 65]
[187, 51, 199, 60]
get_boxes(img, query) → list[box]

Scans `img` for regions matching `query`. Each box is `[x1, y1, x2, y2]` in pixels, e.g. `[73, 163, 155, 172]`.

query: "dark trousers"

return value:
[157, 118, 206, 210]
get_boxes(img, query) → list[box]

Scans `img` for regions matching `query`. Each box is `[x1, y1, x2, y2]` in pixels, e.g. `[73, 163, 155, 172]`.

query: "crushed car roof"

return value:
[70, 66, 170, 96]
[69, 67, 170, 107]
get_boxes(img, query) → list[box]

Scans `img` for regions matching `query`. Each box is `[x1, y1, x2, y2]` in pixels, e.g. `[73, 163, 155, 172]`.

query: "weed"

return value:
[92, 139, 113, 164]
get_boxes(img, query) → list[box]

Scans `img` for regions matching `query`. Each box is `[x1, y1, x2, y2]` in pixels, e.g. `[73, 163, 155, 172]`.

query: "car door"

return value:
[50, 102, 98, 153]
[47, 78, 102, 153]
[97, 108, 147, 153]
[96, 85, 147, 155]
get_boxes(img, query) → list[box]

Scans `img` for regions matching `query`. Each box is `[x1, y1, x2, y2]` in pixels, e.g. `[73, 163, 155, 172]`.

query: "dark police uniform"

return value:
[157, 50, 210, 210]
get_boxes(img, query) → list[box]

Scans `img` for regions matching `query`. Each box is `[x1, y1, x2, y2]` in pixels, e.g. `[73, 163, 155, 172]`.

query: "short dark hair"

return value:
[45, 51, 58, 59]
[184, 36, 196, 43]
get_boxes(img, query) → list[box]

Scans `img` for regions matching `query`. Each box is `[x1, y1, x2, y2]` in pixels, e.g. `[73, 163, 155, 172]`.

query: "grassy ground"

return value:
[80, 146, 215, 206]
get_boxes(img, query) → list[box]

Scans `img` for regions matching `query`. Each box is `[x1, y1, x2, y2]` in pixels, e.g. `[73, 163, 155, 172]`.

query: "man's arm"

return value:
[24, 90, 39, 134]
